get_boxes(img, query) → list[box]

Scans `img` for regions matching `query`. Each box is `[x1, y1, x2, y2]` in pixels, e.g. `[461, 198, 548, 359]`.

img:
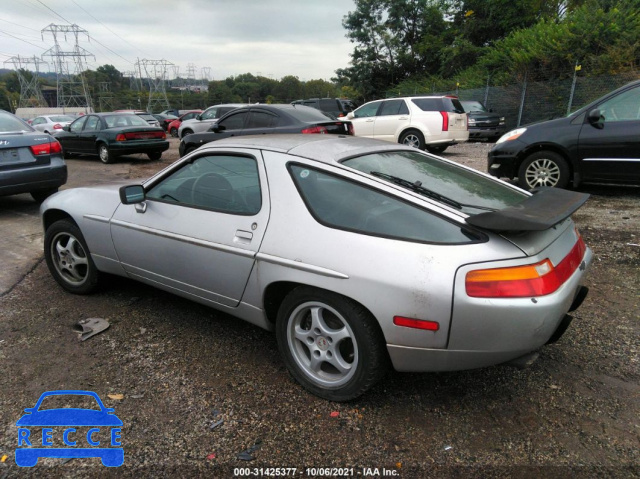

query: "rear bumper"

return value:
[0, 156, 67, 196]
[109, 140, 169, 156]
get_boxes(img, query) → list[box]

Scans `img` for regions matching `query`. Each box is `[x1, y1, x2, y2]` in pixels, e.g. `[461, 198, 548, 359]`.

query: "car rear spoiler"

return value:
[466, 188, 589, 232]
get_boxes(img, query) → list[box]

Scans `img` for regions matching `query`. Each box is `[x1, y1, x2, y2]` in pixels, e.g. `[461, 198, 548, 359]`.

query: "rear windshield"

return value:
[0, 111, 34, 133]
[137, 114, 156, 122]
[50, 115, 75, 122]
[104, 115, 150, 128]
[289, 106, 335, 122]
[342, 150, 526, 215]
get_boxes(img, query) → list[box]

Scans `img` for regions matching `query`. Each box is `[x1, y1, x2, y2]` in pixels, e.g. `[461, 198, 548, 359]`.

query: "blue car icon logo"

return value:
[15, 390, 123, 467]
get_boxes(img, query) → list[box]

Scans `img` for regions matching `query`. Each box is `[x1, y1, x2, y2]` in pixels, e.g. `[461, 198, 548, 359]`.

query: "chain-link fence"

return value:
[388, 68, 639, 132]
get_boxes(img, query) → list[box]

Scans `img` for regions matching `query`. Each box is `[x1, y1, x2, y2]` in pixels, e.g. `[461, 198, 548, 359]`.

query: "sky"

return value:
[0, 0, 357, 82]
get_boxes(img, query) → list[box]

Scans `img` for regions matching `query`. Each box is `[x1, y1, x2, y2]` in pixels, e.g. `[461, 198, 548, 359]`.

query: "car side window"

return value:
[245, 111, 278, 129]
[69, 117, 87, 133]
[201, 108, 218, 120]
[353, 102, 381, 118]
[289, 164, 479, 244]
[84, 116, 100, 131]
[379, 100, 408, 116]
[219, 111, 248, 130]
[146, 154, 262, 215]
[599, 87, 640, 123]
[182, 113, 197, 121]
[32, 118, 44, 125]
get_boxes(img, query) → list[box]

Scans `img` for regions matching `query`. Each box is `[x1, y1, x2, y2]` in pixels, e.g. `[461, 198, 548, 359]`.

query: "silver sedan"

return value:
[40, 135, 592, 400]
[30, 114, 76, 134]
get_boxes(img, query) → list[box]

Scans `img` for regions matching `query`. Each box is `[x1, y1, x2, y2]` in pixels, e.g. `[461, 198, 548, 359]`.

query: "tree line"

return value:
[1, 0, 637, 111]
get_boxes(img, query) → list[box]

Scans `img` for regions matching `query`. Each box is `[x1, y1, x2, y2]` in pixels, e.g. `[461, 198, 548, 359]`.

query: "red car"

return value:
[167, 110, 202, 138]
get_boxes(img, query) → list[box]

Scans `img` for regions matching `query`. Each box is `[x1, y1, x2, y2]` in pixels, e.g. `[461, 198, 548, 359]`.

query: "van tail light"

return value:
[301, 126, 328, 134]
[30, 140, 62, 156]
[440, 111, 449, 131]
[466, 236, 586, 298]
[53, 123, 63, 130]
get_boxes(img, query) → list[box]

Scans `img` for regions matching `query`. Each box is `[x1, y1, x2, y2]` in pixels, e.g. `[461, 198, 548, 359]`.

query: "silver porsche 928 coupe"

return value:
[41, 135, 591, 401]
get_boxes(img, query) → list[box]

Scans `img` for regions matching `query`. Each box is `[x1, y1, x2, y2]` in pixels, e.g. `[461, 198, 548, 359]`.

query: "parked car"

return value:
[488, 80, 640, 190]
[459, 100, 506, 142]
[178, 103, 247, 138]
[167, 110, 203, 137]
[291, 98, 358, 119]
[346, 96, 469, 153]
[112, 110, 160, 128]
[54, 113, 169, 164]
[41, 135, 591, 400]
[179, 104, 353, 157]
[152, 113, 178, 132]
[30, 114, 76, 134]
[0, 109, 67, 202]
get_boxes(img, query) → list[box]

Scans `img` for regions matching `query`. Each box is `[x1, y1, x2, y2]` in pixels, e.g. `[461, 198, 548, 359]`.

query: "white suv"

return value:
[178, 103, 247, 138]
[347, 96, 468, 153]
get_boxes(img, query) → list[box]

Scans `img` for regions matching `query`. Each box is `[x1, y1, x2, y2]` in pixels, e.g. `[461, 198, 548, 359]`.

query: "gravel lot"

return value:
[0, 139, 638, 478]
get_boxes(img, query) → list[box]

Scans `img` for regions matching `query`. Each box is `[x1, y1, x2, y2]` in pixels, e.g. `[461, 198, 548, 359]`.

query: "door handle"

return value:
[234, 229, 253, 244]
[398, 116, 408, 120]
[366, 119, 374, 122]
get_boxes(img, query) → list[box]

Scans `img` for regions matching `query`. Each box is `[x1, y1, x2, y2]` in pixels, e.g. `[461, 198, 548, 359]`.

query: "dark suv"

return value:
[291, 98, 358, 118]
[488, 80, 640, 190]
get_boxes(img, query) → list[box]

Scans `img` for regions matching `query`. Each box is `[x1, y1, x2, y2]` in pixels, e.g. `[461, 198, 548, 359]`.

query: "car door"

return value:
[239, 110, 280, 136]
[209, 111, 249, 139]
[59, 116, 87, 153]
[109, 151, 268, 307]
[349, 101, 382, 138]
[372, 99, 410, 142]
[578, 84, 640, 182]
[78, 115, 101, 154]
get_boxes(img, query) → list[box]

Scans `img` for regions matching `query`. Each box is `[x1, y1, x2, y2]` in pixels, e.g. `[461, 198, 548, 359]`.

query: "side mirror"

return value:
[119, 185, 145, 204]
[346, 112, 355, 119]
[212, 124, 226, 133]
[587, 109, 605, 129]
[196, 114, 202, 121]
[63, 125, 70, 132]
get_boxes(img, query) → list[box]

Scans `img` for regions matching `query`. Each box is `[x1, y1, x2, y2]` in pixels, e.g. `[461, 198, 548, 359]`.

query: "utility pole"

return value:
[41, 24, 95, 111]
[3, 55, 48, 108]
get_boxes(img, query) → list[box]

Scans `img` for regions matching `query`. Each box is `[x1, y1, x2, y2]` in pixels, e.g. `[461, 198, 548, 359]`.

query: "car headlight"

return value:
[496, 127, 526, 144]
[468, 118, 476, 125]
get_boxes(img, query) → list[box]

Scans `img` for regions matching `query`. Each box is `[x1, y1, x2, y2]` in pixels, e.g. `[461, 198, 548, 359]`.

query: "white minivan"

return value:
[347, 96, 468, 153]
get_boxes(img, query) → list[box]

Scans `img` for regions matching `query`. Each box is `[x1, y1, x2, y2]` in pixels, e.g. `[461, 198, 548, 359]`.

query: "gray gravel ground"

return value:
[0, 139, 638, 478]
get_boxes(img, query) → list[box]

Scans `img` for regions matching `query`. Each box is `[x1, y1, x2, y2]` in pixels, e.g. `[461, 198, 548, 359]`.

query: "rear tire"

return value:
[426, 145, 448, 154]
[98, 143, 113, 164]
[147, 152, 162, 161]
[399, 130, 425, 150]
[170, 127, 178, 138]
[275, 286, 388, 401]
[181, 129, 193, 138]
[518, 151, 570, 190]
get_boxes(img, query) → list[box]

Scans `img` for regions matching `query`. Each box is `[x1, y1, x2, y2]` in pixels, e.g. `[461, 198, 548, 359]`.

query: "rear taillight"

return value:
[116, 131, 166, 141]
[301, 126, 328, 134]
[466, 236, 586, 298]
[53, 123, 63, 130]
[30, 140, 62, 156]
[440, 111, 449, 131]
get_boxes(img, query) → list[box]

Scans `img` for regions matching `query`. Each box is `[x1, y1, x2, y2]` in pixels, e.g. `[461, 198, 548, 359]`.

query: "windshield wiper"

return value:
[369, 171, 496, 212]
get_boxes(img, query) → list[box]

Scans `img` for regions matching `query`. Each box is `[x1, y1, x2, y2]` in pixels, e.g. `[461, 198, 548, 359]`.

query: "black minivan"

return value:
[488, 80, 640, 190]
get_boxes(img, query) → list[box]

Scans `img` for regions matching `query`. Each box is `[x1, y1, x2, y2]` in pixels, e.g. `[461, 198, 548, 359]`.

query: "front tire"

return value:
[170, 127, 178, 138]
[147, 152, 162, 161]
[426, 145, 448, 154]
[518, 151, 570, 190]
[44, 219, 100, 294]
[31, 188, 58, 203]
[399, 130, 425, 150]
[181, 129, 193, 138]
[275, 286, 388, 401]
[98, 143, 113, 164]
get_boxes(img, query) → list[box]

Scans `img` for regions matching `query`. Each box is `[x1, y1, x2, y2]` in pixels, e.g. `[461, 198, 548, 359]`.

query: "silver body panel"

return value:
[41, 135, 591, 372]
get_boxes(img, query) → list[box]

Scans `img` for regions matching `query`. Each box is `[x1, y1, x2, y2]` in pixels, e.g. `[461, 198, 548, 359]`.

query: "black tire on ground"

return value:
[44, 219, 100, 294]
[170, 128, 178, 138]
[426, 145, 448, 154]
[275, 286, 389, 401]
[147, 152, 162, 161]
[97, 143, 113, 164]
[31, 188, 58, 203]
[181, 129, 193, 138]
[399, 130, 425, 150]
[518, 150, 570, 190]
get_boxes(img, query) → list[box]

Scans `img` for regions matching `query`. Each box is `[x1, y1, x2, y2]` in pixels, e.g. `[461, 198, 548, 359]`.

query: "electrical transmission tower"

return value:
[3, 55, 48, 108]
[171, 65, 181, 88]
[41, 24, 95, 110]
[200, 67, 211, 91]
[136, 59, 173, 112]
[98, 82, 114, 112]
[186, 63, 197, 88]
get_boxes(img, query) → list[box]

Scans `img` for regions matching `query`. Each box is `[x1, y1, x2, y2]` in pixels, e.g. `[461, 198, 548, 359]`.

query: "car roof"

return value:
[199, 134, 416, 165]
